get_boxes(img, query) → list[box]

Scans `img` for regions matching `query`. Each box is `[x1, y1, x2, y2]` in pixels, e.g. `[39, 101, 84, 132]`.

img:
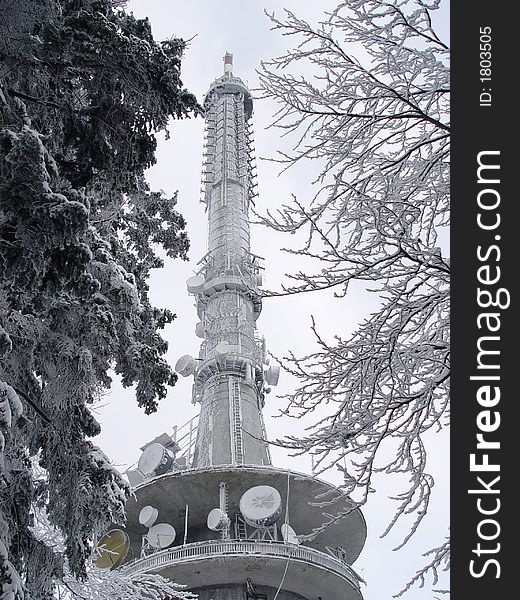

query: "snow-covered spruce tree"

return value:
[0, 0, 201, 597]
[258, 0, 449, 595]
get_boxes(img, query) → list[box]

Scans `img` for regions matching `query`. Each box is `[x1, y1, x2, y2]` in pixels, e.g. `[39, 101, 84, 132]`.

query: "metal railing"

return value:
[122, 539, 361, 589]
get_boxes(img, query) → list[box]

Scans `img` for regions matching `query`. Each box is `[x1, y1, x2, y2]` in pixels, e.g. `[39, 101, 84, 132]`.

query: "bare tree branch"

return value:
[257, 0, 449, 595]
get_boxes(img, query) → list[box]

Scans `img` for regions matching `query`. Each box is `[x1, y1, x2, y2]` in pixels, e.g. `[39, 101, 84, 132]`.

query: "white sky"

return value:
[96, 2, 450, 598]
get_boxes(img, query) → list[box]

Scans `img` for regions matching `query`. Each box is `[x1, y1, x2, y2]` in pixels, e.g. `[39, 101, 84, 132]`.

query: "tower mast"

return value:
[117, 56, 367, 600]
[186, 51, 274, 468]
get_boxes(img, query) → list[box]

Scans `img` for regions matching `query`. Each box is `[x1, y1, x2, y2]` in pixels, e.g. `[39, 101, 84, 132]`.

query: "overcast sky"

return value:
[96, 2, 450, 598]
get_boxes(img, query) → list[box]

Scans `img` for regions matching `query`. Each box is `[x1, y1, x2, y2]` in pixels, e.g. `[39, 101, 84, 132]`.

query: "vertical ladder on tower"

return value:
[235, 514, 248, 540]
[259, 411, 272, 466]
[229, 376, 244, 465]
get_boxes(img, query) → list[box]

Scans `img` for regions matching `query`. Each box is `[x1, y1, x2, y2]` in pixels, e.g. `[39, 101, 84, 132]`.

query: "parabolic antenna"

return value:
[195, 322, 205, 338]
[93, 529, 129, 570]
[265, 365, 280, 386]
[239, 485, 283, 528]
[215, 340, 231, 354]
[138, 443, 174, 476]
[175, 355, 197, 377]
[147, 523, 176, 549]
[138, 505, 159, 528]
[281, 523, 300, 545]
[207, 508, 228, 531]
[186, 275, 205, 294]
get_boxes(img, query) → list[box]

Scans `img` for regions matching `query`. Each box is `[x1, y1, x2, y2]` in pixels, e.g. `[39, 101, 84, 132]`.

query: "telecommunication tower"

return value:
[113, 54, 367, 600]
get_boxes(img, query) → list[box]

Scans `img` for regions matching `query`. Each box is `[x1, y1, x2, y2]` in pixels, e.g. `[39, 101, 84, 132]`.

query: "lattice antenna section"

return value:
[245, 118, 259, 204]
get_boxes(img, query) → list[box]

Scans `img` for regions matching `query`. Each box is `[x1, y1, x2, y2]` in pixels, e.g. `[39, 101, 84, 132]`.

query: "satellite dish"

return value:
[195, 322, 205, 338]
[239, 485, 283, 528]
[175, 355, 197, 377]
[147, 523, 176, 549]
[215, 341, 231, 354]
[139, 505, 159, 528]
[186, 275, 205, 294]
[93, 529, 129, 570]
[138, 443, 174, 476]
[207, 508, 228, 531]
[281, 523, 300, 545]
[265, 365, 280, 386]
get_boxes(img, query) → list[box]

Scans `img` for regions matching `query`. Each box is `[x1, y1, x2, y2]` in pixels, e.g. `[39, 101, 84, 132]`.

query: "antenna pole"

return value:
[183, 504, 189, 545]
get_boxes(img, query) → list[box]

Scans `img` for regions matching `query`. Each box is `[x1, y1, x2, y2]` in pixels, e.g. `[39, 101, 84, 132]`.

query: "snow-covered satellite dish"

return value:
[147, 523, 176, 549]
[175, 355, 197, 377]
[281, 523, 300, 545]
[207, 508, 228, 531]
[215, 340, 231, 354]
[239, 485, 283, 528]
[93, 529, 129, 570]
[186, 275, 205, 294]
[195, 322, 205, 338]
[265, 365, 280, 386]
[139, 505, 159, 528]
[138, 443, 174, 476]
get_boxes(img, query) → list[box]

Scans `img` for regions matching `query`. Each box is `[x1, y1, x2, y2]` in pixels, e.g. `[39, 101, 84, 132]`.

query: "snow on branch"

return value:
[258, 0, 449, 595]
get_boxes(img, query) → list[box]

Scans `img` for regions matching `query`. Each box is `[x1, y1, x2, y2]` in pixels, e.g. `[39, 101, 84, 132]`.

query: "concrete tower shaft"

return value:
[189, 56, 271, 468]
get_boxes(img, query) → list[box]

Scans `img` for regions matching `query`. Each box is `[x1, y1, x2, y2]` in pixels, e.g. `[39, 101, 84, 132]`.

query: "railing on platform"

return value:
[122, 539, 361, 589]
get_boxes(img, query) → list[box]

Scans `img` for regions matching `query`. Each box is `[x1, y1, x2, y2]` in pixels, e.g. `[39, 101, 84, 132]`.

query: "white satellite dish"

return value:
[195, 322, 205, 338]
[239, 485, 283, 528]
[215, 341, 231, 354]
[207, 508, 228, 531]
[139, 505, 159, 528]
[265, 365, 280, 386]
[138, 443, 174, 476]
[186, 275, 205, 294]
[281, 523, 300, 545]
[147, 523, 176, 549]
[175, 355, 197, 377]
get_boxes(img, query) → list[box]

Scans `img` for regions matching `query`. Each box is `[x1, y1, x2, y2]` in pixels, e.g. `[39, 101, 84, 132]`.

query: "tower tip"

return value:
[224, 52, 233, 75]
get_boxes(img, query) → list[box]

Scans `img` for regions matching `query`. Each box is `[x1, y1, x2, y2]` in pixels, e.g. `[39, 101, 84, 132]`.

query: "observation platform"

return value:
[122, 539, 363, 600]
[122, 465, 366, 586]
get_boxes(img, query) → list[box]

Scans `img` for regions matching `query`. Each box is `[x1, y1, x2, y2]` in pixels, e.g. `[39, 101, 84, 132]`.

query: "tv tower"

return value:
[110, 54, 367, 600]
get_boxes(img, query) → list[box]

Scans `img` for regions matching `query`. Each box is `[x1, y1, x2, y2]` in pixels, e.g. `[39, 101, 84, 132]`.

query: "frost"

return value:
[0, 540, 25, 600]
[0, 327, 12, 358]
[0, 382, 23, 429]
[258, 0, 450, 595]
[0, 0, 198, 594]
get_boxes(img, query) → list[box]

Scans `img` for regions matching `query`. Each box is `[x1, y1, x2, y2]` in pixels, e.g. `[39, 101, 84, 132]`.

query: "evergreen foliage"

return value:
[0, 0, 201, 596]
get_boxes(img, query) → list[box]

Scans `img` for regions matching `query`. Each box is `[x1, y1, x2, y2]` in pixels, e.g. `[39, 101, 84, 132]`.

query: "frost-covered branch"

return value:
[29, 473, 194, 600]
[394, 535, 450, 597]
[258, 0, 449, 595]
